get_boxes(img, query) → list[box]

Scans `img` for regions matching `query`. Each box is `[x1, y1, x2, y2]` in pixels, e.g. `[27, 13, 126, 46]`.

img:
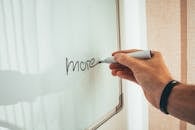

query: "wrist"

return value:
[153, 78, 174, 109]
[159, 80, 180, 114]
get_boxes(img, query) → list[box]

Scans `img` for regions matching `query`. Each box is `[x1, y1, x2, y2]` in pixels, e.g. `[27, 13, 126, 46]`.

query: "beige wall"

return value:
[146, 0, 181, 130]
[187, 0, 195, 130]
[187, 0, 195, 84]
[146, 0, 195, 130]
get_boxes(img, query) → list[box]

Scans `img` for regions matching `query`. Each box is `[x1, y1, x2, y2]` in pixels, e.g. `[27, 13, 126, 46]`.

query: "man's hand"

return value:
[109, 49, 173, 108]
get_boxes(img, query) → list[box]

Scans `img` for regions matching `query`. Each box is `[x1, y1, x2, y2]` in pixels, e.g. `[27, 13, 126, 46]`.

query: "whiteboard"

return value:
[0, 0, 122, 130]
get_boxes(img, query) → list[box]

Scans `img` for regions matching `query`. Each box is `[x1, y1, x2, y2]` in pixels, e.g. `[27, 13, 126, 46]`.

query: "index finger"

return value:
[112, 49, 142, 56]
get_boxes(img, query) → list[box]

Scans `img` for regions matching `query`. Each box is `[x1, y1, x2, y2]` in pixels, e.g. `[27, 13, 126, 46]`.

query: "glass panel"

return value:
[0, 0, 120, 129]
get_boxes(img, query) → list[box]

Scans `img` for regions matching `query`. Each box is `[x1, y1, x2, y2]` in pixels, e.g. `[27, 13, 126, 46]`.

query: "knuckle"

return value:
[152, 51, 162, 57]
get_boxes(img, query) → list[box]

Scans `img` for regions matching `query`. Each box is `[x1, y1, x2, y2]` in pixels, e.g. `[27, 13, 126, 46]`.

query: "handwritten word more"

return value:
[65, 57, 98, 75]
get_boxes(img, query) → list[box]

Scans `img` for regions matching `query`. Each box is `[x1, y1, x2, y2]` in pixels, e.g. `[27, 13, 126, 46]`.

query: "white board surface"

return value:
[0, 0, 121, 129]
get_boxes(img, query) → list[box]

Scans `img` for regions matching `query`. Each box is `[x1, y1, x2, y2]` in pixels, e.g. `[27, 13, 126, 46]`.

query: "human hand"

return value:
[109, 49, 173, 108]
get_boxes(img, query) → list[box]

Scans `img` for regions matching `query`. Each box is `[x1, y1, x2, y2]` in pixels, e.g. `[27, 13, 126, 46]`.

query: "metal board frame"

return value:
[87, 0, 123, 129]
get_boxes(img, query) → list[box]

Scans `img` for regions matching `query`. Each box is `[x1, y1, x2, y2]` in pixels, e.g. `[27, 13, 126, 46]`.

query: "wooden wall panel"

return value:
[180, 0, 187, 129]
[146, 0, 181, 130]
[187, 0, 195, 130]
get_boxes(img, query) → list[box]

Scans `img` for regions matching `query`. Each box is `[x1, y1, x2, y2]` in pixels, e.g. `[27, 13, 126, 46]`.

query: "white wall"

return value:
[123, 0, 148, 130]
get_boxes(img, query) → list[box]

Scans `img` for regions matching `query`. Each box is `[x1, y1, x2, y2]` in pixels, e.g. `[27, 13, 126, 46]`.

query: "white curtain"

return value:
[0, 0, 63, 130]
[0, 0, 52, 74]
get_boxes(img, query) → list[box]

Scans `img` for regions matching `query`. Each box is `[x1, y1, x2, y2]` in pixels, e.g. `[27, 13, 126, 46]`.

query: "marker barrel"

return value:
[101, 50, 152, 63]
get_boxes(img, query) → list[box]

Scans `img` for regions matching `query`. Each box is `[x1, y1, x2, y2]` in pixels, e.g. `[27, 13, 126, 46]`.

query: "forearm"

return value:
[167, 83, 195, 124]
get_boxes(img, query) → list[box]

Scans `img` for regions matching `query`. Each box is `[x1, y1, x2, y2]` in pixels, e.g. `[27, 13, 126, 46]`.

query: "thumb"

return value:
[114, 53, 141, 70]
